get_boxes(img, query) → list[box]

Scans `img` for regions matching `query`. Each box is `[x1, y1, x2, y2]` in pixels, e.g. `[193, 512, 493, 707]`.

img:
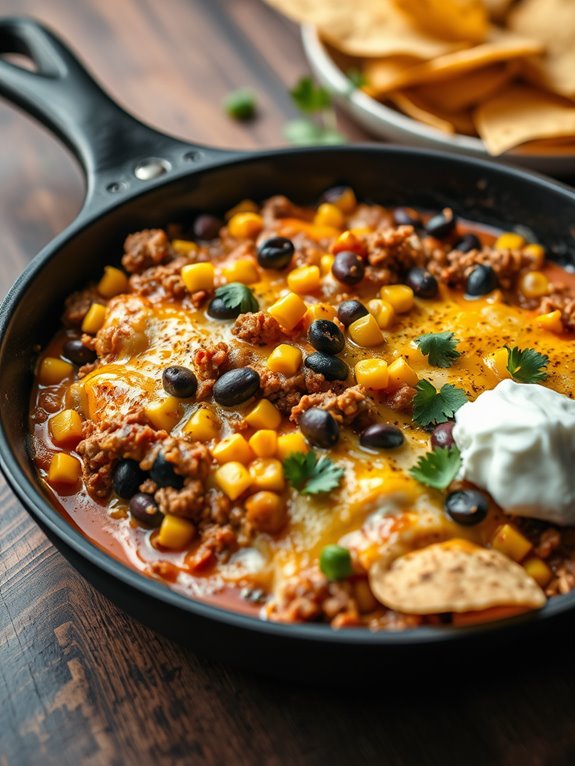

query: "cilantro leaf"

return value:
[223, 88, 256, 121]
[289, 76, 331, 113]
[214, 283, 258, 313]
[416, 331, 461, 368]
[505, 345, 549, 384]
[413, 380, 468, 427]
[410, 446, 462, 490]
[283, 451, 344, 495]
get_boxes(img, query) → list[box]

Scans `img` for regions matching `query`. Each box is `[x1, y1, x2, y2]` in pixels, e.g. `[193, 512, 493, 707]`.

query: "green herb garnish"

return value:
[289, 76, 331, 113]
[416, 331, 461, 368]
[346, 67, 367, 90]
[413, 380, 468, 427]
[223, 88, 257, 121]
[410, 446, 462, 490]
[283, 451, 344, 495]
[505, 345, 549, 384]
[284, 76, 346, 146]
[214, 282, 259, 313]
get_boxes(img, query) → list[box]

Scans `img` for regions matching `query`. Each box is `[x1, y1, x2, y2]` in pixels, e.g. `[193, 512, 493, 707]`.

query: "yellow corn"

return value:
[267, 344, 302, 375]
[249, 458, 285, 492]
[214, 461, 252, 500]
[330, 230, 365, 257]
[276, 431, 309, 460]
[328, 187, 357, 213]
[38, 357, 74, 385]
[535, 309, 563, 334]
[518, 270, 549, 299]
[47, 452, 81, 485]
[303, 302, 336, 327]
[249, 429, 278, 458]
[49, 409, 83, 448]
[491, 524, 532, 562]
[65, 381, 88, 415]
[145, 397, 181, 431]
[495, 232, 525, 250]
[287, 265, 321, 294]
[484, 348, 512, 380]
[523, 556, 553, 588]
[387, 357, 419, 390]
[354, 359, 389, 390]
[245, 399, 282, 430]
[181, 262, 214, 293]
[380, 284, 414, 313]
[81, 303, 107, 334]
[98, 266, 129, 298]
[171, 239, 199, 255]
[314, 203, 345, 229]
[524, 243, 545, 269]
[211, 433, 254, 465]
[183, 407, 220, 441]
[320, 254, 335, 276]
[225, 199, 258, 219]
[368, 299, 395, 329]
[348, 313, 384, 347]
[222, 258, 260, 285]
[267, 292, 307, 331]
[245, 491, 286, 534]
[157, 514, 195, 550]
[228, 212, 263, 239]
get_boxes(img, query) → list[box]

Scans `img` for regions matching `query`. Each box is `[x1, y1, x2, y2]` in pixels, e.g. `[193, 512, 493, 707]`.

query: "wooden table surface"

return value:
[2, 2, 575, 764]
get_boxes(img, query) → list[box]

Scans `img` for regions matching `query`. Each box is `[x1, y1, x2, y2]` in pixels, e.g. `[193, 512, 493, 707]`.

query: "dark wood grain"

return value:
[2, 2, 575, 765]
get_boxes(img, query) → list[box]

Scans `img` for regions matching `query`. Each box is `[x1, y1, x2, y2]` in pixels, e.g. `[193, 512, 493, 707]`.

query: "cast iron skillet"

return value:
[1, 17, 575, 681]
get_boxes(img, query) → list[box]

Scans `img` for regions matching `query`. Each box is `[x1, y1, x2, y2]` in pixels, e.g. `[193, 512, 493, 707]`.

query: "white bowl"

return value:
[301, 25, 575, 178]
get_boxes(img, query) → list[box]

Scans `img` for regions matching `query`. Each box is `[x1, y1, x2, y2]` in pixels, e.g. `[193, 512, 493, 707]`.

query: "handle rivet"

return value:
[106, 181, 128, 193]
[134, 158, 170, 181]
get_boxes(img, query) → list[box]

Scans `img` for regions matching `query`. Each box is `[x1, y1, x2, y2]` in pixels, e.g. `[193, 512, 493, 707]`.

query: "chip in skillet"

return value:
[391, 0, 488, 43]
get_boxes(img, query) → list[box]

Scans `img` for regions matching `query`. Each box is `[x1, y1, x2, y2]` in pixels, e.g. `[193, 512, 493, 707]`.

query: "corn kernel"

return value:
[47, 452, 82, 485]
[535, 309, 563, 334]
[314, 203, 345, 229]
[387, 357, 419, 390]
[519, 270, 549, 299]
[225, 199, 258, 219]
[368, 299, 395, 329]
[354, 359, 389, 389]
[183, 407, 220, 441]
[320, 254, 335, 276]
[38, 357, 74, 385]
[81, 303, 107, 334]
[277, 431, 309, 461]
[267, 292, 307, 330]
[495, 232, 525, 250]
[327, 187, 357, 213]
[49, 409, 83, 448]
[287, 265, 321, 294]
[484, 347, 512, 380]
[245, 399, 282, 430]
[171, 239, 199, 256]
[98, 266, 129, 298]
[214, 461, 252, 500]
[145, 396, 181, 431]
[228, 212, 263, 239]
[348, 313, 384, 347]
[330, 230, 366, 257]
[523, 556, 553, 588]
[491, 524, 532, 562]
[379, 284, 414, 313]
[211, 433, 254, 465]
[157, 514, 195, 550]
[267, 344, 302, 375]
[222, 258, 260, 285]
[249, 458, 285, 491]
[303, 303, 337, 327]
[245, 491, 286, 534]
[181, 262, 214, 293]
[524, 243, 545, 269]
[249, 429, 278, 458]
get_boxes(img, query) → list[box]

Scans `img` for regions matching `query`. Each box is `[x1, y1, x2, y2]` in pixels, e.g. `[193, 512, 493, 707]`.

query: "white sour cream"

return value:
[453, 379, 575, 525]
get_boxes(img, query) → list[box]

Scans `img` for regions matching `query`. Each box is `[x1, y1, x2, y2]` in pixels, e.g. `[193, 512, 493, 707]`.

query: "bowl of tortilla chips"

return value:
[269, 0, 575, 176]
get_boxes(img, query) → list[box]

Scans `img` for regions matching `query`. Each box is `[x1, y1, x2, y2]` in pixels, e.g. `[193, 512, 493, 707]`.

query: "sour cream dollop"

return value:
[453, 379, 575, 525]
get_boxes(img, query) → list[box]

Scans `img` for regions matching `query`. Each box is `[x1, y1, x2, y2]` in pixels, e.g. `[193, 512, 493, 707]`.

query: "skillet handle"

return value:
[0, 17, 225, 211]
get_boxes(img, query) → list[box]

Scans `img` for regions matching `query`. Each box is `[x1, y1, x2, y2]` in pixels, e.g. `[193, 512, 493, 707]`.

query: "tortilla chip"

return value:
[391, 0, 488, 43]
[265, 0, 467, 58]
[411, 62, 517, 113]
[483, 0, 516, 22]
[369, 539, 546, 614]
[389, 91, 476, 135]
[475, 84, 575, 155]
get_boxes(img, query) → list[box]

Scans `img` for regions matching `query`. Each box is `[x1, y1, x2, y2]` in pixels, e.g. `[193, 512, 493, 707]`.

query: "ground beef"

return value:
[261, 195, 313, 226]
[347, 203, 391, 231]
[154, 481, 205, 519]
[384, 384, 417, 413]
[129, 257, 188, 302]
[290, 385, 376, 427]
[184, 523, 238, 573]
[142, 437, 211, 481]
[62, 286, 105, 327]
[92, 295, 150, 361]
[258, 368, 339, 415]
[271, 570, 361, 627]
[122, 229, 169, 274]
[426, 245, 531, 290]
[366, 225, 423, 272]
[232, 311, 285, 345]
[538, 292, 575, 331]
[193, 342, 230, 379]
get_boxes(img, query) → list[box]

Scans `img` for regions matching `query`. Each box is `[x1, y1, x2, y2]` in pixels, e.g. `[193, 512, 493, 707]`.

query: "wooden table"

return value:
[2, 2, 575, 764]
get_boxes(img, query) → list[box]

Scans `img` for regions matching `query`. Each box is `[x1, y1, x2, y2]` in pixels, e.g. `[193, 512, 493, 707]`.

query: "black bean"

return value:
[445, 490, 489, 526]
[207, 296, 241, 320]
[308, 320, 345, 355]
[393, 207, 421, 227]
[162, 365, 198, 398]
[129, 493, 163, 526]
[337, 300, 369, 327]
[406, 267, 439, 299]
[193, 214, 222, 241]
[213, 367, 260, 406]
[62, 338, 97, 366]
[304, 352, 349, 381]
[359, 423, 404, 450]
[113, 459, 146, 499]
[431, 421, 455, 449]
[454, 233, 481, 253]
[150, 452, 184, 489]
[466, 265, 498, 297]
[332, 251, 365, 286]
[299, 408, 339, 449]
[257, 237, 294, 270]
[425, 209, 457, 239]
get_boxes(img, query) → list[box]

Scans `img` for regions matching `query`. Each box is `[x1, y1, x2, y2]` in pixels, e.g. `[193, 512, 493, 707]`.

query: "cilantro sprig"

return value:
[283, 451, 344, 495]
[410, 446, 462, 490]
[505, 345, 549, 384]
[214, 283, 258, 314]
[413, 380, 468, 427]
[416, 331, 461, 368]
[284, 76, 346, 146]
